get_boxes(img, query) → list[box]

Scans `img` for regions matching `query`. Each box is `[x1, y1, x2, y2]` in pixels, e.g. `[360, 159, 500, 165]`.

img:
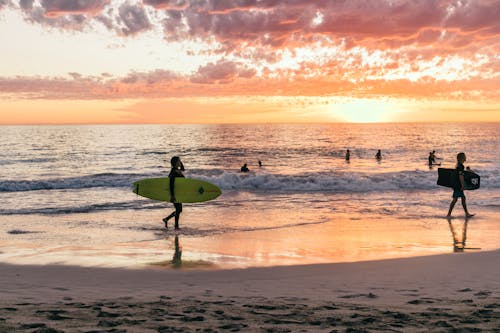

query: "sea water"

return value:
[0, 123, 499, 268]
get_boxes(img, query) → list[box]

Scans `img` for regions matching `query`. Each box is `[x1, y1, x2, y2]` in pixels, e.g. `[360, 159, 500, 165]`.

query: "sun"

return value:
[332, 98, 398, 123]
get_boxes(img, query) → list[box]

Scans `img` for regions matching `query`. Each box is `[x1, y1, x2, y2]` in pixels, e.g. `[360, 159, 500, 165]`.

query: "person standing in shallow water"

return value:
[163, 156, 184, 229]
[375, 149, 382, 160]
[447, 152, 474, 218]
[345, 149, 350, 161]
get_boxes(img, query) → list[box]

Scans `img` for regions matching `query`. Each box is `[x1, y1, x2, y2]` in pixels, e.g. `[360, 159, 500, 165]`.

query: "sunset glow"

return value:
[1, 0, 499, 124]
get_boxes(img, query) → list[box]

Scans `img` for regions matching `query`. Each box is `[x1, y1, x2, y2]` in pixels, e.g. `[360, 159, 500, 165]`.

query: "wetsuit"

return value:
[453, 162, 465, 198]
[168, 167, 184, 228]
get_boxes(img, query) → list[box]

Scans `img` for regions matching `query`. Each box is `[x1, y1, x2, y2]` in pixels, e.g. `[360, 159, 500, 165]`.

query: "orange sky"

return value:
[0, 0, 499, 124]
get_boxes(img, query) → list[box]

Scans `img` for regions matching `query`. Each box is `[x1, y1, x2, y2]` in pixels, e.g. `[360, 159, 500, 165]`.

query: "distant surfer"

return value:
[241, 163, 249, 172]
[345, 149, 350, 161]
[428, 150, 441, 167]
[258, 160, 263, 167]
[375, 149, 382, 161]
[163, 156, 184, 229]
[447, 152, 474, 218]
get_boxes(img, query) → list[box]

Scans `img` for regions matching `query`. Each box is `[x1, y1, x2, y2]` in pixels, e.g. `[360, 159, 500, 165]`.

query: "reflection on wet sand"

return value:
[171, 235, 182, 268]
[149, 235, 215, 269]
[447, 218, 481, 252]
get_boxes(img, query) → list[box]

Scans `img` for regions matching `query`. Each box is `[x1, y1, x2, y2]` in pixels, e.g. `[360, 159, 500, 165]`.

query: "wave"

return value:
[0, 200, 165, 216]
[1, 169, 499, 194]
[0, 172, 163, 192]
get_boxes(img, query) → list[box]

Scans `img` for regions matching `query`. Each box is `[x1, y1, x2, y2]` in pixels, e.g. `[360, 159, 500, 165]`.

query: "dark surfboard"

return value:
[437, 168, 480, 190]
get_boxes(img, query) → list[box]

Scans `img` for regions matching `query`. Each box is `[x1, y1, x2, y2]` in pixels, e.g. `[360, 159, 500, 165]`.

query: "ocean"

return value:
[0, 123, 499, 268]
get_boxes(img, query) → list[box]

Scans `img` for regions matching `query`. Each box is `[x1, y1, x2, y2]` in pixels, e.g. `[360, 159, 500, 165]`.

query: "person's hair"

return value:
[171, 156, 180, 167]
[457, 152, 466, 162]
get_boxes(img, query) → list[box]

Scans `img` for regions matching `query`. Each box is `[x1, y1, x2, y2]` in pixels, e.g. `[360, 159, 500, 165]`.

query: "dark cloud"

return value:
[143, 0, 188, 10]
[19, 0, 33, 10]
[0, 0, 12, 10]
[41, 0, 109, 17]
[117, 3, 152, 36]
[16, 0, 109, 30]
[154, 0, 500, 51]
[190, 60, 257, 84]
[7, 0, 500, 51]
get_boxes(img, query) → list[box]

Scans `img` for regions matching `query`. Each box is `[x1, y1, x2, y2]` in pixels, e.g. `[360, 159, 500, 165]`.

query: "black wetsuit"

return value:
[168, 168, 184, 228]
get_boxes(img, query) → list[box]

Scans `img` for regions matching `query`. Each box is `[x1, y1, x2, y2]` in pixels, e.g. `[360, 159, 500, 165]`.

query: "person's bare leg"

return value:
[461, 197, 474, 218]
[447, 197, 458, 217]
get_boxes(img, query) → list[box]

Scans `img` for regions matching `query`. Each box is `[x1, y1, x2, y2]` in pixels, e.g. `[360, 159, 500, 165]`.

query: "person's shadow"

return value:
[447, 217, 480, 252]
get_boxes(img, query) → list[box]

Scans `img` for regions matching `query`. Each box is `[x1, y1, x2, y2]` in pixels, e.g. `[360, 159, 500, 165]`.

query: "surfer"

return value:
[345, 149, 350, 161]
[428, 150, 441, 167]
[258, 160, 263, 167]
[428, 151, 435, 167]
[375, 149, 382, 160]
[447, 152, 474, 218]
[241, 163, 249, 172]
[163, 156, 185, 229]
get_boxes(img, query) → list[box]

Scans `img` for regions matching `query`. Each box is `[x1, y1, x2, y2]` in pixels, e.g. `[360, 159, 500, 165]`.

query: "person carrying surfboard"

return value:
[447, 152, 474, 218]
[163, 156, 185, 229]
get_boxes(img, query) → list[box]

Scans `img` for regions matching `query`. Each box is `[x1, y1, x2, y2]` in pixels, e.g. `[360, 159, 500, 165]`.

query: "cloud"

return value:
[0, 0, 12, 10]
[143, 0, 188, 10]
[190, 60, 257, 84]
[116, 2, 152, 36]
[1, 63, 498, 101]
[41, 0, 109, 17]
[16, 0, 109, 30]
[1, 0, 498, 104]
[7, 0, 500, 52]
[149, 0, 500, 51]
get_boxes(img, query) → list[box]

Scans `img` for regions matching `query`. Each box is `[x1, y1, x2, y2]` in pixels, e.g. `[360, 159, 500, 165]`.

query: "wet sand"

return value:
[1, 250, 499, 332]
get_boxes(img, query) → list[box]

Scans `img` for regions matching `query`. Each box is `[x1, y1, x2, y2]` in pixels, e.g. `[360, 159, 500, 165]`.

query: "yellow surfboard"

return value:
[133, 178, 221, 203]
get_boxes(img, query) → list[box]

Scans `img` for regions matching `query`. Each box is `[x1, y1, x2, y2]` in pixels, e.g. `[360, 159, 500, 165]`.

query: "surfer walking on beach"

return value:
[447, 152, 474, 218]
[163, 156, 185, 229]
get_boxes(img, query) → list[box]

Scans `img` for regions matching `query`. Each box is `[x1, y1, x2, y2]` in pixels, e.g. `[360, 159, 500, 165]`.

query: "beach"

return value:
[1, 251, 499, 332]
[1, 123, 499, 331]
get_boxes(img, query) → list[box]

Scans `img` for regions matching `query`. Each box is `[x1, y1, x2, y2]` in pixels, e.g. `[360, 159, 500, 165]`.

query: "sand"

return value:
[1, 250, 499, 332]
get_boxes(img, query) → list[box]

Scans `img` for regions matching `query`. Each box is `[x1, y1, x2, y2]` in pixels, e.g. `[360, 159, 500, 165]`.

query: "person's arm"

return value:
[459, 171, 465, 191]
[169, 176, 176, 202]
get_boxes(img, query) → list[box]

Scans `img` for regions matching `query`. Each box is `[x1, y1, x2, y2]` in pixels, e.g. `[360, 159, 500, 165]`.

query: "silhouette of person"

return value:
[428, 151, 435, 167]
[428, 150, 440, 168]
[241, 163, 249, 172]
[375, 149, 382, 160]
[258, 160, 263, 167]
[163, 156, 184, 229]
[447, 152, 474, 218]
[345, 149, 350, 161]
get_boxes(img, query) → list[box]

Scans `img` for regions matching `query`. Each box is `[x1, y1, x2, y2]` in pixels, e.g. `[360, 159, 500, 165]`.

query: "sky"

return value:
[0, 0, 499, 124]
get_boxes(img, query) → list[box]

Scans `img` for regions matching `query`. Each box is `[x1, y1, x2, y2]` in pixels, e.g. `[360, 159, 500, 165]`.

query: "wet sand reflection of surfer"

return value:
[172, 235, 182, 268]
[447, 217, 480, 252]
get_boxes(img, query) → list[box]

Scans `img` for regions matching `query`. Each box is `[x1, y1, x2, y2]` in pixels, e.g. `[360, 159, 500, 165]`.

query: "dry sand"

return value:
[1, 250, 499, 332]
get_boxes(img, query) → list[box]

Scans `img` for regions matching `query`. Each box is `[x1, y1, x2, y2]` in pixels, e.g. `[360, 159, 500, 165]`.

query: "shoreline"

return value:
[1, 251, 499, 331]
